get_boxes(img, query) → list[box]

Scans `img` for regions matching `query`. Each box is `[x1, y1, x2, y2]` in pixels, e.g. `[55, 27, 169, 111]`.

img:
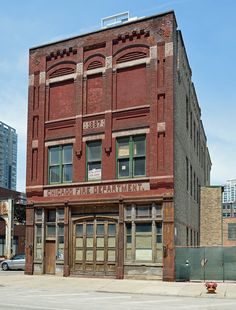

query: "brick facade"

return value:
[223, 218, 236, 246]
[200, 186, 223, 246]
[26, 11, 211, 280]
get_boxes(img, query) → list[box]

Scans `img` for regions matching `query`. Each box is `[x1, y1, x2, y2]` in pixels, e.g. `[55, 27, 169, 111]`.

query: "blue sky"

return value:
[0, 0, 235, 192]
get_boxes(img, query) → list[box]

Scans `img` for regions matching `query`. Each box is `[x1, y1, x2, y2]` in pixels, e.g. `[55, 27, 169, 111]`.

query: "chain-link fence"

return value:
[175, 246, 236, 281]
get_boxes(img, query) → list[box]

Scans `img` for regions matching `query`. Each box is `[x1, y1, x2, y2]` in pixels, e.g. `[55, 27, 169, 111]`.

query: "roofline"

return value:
[177, 30, 192, 77]
[201, 186, 224, 191]
[30, 10, 176, 51]
[0, 121, 17, 133]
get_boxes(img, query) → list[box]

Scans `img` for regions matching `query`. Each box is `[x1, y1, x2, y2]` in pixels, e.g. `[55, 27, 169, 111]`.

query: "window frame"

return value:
[228, 223, 236, 240]
[48, 144, 73, 185]
[116, 135, 146, 179]
[56, 208, 65, 262]
[86, 140, 102, 181]
[124, 204, 162, 264]
[35, 224, 43, 260]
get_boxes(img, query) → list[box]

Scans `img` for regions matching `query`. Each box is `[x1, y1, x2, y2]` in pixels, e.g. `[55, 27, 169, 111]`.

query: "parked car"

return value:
[0, 254, 25, 271]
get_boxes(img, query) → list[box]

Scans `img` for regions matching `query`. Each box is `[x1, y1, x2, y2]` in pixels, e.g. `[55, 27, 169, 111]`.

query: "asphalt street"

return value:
[0, 289, 236, 310]
[0, 271, 236, 309]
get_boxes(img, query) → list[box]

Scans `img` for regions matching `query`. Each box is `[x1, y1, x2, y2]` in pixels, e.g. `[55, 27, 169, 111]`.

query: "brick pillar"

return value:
[162, 197, 175, 281]
[63, 202, 70, 277]
[116, 200, 124, 279]
[74, 51, 84, 182]
[148, 45, 158, 177]
[25, 204, 34, 275]
[37, 69, 46, 187]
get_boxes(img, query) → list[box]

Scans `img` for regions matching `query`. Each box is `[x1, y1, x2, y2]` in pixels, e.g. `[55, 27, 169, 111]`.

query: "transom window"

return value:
[117, 135, 146, 178]
[48, 145, 72, 184]
[86, 141, 102, 181]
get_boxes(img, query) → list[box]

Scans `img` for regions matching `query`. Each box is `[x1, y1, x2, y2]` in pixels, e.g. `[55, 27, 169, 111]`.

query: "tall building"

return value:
[223, 179, 236, 203]
[25, 11, 211, 281]
[0, 121, 17, 190]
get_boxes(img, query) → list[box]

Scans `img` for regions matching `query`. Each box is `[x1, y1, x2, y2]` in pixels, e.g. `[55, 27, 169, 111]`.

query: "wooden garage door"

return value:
[73, 219, 117, 276]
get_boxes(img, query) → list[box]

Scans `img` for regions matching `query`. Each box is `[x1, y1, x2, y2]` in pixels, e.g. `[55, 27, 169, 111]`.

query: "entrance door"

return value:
[45, 241, 56, 274]
[73, 219, 117, 276]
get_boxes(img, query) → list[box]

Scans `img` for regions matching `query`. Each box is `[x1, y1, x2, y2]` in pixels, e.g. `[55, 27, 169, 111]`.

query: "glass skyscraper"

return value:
[0, 121, 17, 190]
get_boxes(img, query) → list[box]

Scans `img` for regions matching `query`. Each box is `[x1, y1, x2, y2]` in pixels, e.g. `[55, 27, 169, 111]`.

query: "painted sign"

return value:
[44, 182, 150, 197]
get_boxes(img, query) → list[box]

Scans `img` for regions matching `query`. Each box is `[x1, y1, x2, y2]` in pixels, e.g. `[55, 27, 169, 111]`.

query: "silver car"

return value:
[1, 254, 25, 271]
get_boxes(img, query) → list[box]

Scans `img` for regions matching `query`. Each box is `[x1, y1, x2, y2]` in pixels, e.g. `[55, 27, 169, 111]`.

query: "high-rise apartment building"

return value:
[25, 11, 211, 280]
[0, 121, 17, 190]
[223, 180, 236, 203]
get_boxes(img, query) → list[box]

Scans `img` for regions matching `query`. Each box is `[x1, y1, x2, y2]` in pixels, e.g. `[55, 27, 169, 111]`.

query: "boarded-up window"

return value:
[116, 65, 146, 109]
[87, 74, 103, 114]
[49, 80, 75, 120]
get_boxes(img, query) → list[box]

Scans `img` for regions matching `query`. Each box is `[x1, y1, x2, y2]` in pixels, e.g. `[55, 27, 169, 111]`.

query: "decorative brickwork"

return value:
[26, 11, 211, 281]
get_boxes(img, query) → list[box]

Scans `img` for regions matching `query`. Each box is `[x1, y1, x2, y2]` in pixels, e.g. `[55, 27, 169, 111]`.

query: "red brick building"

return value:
[25, 11, 211, 280]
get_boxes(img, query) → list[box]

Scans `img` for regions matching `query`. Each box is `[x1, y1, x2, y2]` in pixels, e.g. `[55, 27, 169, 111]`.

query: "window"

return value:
[35, 209, 42, 222]
[186, 227, 189, 246]
[47, 224, 56, 237]
[0, 237, 5, 256]
[197, 178, 199, 204]
[186, 96, 189, 130]
[228, 224, 236, 240]
[46, 210, 56, 239]
[35, 209, 43, 260]
[57, 224, 64, 260]
[125, 204, 162, 263]
[35, 224, 42, 259]
[135, 223, 152, 261]
[117, 135, 146, 178]
[86, 141, 102, 181]
[190, 165, 193, 196]
[190, 111, 193, 139]
[186, 157, 189, 191]
[136, 206, 152, 218]
[197, 130, 199, 156]
[47, 210, 56, 222]
[190, 229, 193, 246]
[57, 209, 64, 261]
[57, 209, 64, 221]
[48, 145, 72, 184]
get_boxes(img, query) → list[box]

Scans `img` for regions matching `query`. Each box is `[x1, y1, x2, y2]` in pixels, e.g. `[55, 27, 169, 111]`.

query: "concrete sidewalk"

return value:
[1, 273, 236, 299]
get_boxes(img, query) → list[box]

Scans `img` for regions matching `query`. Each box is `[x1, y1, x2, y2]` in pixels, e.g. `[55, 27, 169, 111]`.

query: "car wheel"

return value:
[2, 263, 9, 271]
